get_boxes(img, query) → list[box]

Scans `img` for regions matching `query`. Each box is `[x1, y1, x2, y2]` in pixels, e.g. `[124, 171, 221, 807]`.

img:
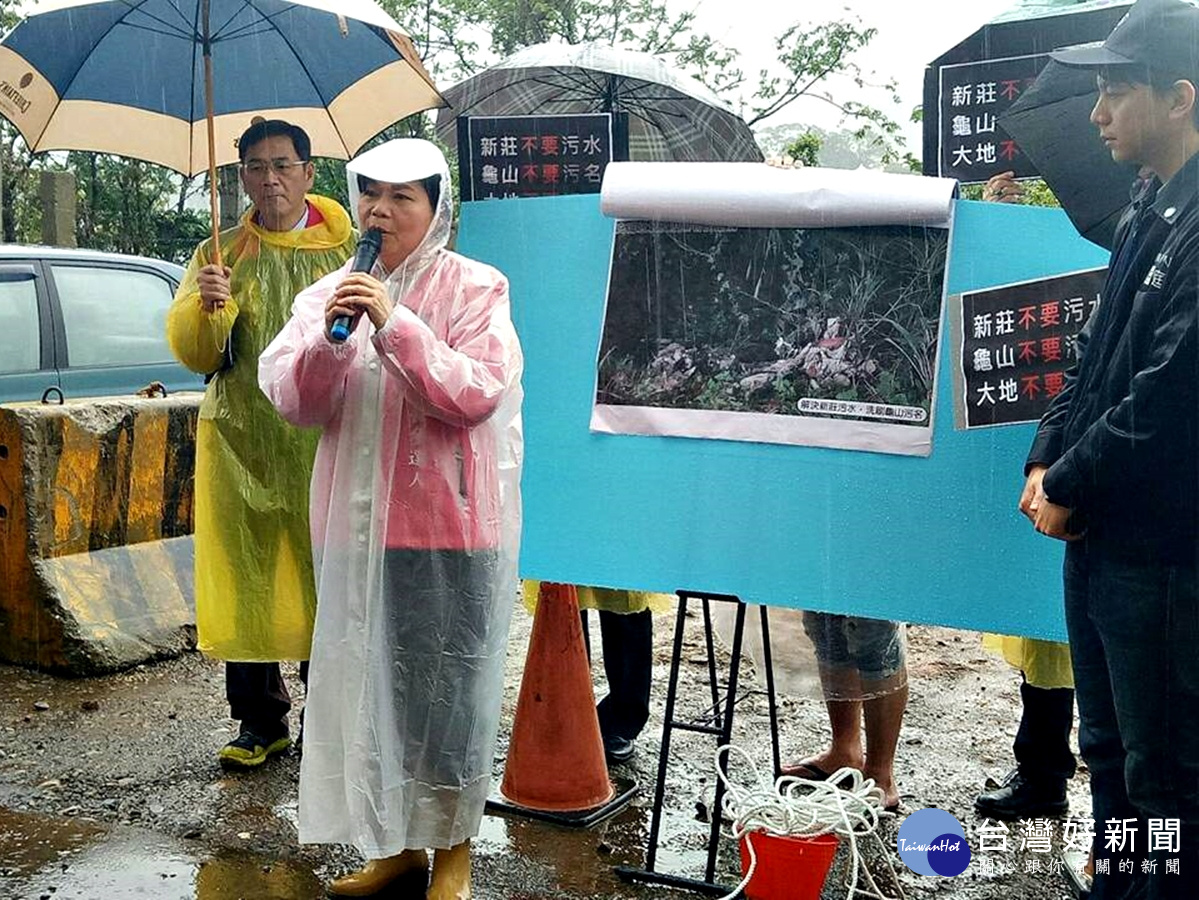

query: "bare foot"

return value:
[863, 767, 900, 810]
[781, 748, 865, 780]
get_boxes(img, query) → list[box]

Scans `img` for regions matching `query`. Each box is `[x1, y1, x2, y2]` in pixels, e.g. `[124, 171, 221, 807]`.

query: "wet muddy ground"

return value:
[0, 607, 1084, 900]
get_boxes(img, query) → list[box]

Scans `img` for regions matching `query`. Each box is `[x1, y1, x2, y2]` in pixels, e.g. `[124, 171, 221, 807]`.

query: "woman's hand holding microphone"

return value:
[325, 273, 394, 338]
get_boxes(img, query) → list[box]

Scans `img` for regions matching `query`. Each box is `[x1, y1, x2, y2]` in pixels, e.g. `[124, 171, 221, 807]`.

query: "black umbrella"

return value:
[923, 1, 1131, 179]
[998, 59, 1140, 249]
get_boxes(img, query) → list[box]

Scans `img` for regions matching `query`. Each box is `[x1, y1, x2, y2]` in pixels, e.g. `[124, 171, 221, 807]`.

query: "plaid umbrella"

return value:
[434, 42, 762, 162]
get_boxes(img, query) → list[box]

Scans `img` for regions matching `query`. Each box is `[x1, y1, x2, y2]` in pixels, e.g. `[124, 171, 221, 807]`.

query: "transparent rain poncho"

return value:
[258, 139, 524, 855]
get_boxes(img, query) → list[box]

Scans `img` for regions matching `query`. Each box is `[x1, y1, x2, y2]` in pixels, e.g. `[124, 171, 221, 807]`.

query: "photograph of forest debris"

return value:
[595, 221, 949, 429]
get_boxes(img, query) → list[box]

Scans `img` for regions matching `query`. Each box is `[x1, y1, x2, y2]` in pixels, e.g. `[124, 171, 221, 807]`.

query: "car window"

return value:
[52, 264, 175, 368]
[0, 276, 41, 374]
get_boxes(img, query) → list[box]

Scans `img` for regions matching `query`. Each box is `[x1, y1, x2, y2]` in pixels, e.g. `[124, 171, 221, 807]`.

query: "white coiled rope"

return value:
[713, 745, 906, 900]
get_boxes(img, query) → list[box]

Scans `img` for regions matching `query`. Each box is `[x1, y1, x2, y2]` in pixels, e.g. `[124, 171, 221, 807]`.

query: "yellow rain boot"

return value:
[327, 849, 429, 897]
[428, 840, 471, 900]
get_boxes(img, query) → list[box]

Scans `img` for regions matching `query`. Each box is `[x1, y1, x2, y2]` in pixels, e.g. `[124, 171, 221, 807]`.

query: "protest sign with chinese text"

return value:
[939, 55, 1048, 184]
[457, 113, 628, 202]
[955, 267, 1106, 429]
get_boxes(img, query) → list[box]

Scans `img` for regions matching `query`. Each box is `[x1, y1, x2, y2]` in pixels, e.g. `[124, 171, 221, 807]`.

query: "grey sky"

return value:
[679, 0, 1018, 145]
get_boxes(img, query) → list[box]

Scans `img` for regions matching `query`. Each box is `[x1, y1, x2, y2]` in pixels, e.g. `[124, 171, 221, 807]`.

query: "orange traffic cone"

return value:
[500, 582, 616, 811]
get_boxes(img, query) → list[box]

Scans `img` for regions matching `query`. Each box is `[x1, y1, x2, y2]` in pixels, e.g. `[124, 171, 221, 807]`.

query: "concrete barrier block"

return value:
[0, 394, 200, 674]
[35, 536, 195, 672]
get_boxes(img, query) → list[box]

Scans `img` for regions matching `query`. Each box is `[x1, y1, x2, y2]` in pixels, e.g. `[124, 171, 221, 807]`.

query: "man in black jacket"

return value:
[1023, 2, 1199, 897]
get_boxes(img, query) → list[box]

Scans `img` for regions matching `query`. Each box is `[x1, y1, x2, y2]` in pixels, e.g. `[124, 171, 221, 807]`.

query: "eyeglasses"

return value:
[240, 159, 309, 176]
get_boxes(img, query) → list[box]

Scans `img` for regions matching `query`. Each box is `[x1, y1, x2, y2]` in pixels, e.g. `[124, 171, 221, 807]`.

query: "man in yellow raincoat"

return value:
[167, 119, 355, 768]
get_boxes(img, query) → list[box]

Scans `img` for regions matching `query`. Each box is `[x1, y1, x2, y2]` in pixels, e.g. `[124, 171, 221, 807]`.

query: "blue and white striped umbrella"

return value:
[0, 0, 445, 176]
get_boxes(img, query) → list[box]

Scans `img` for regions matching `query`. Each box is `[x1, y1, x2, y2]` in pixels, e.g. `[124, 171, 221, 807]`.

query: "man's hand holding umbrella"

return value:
[197, 265, 233, 313]
[983, 171, 1025, 204]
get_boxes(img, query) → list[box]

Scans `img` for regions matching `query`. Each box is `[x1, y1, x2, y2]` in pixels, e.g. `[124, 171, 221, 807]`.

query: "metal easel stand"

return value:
[615, 590, 782, 896]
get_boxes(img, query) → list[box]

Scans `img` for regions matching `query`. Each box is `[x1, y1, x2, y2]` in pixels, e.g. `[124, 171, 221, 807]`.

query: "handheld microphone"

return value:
[329, 228, 383, 343]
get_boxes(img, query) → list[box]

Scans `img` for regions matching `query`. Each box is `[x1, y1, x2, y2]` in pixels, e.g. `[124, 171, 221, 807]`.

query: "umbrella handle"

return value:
[205, 57, 221, 267]
[202, 0, 221, 267]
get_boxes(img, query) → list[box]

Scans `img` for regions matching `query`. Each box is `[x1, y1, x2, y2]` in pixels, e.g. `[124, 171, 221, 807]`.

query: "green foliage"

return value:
[381, 0, 905, 159]
[377, 0, 488, 82]
[755, 20, 875, 121]
[71, 153, 171, 253]
[53, 152, 210, 262]
[0, 1, 38, 242]
[783, 133, 821, 168]
[694, 370, 738, 410]
[313, 158, 352, 211]
[1024, 180, 1060, 207]
[488, 0, 577, 56]
[960, 179, 1061, 208]
[152, 208, 211, 263]
[1, 129, 40, 243]
[760, 122, 918, 173]
[0, 0, 18, 33]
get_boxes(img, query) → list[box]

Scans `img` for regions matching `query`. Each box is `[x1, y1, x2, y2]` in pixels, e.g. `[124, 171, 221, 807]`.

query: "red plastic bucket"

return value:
[738, 830, 839, 900]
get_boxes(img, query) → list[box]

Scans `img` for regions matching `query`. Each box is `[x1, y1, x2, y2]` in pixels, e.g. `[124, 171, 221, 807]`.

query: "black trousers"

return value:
[226, 660, 309, 738]
[1014, 678, 1077, 786]
[581, 608, 653, 743]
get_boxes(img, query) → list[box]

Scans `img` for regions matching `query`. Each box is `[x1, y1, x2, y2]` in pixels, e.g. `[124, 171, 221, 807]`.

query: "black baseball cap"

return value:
[1050, 0, 1199, 82]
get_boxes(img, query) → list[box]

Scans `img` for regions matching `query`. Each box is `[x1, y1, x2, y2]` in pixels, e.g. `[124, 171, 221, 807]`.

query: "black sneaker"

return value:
[217, 730, 291, 770]
[975, 769, 1068, 820]
[604, 735, 635, 764]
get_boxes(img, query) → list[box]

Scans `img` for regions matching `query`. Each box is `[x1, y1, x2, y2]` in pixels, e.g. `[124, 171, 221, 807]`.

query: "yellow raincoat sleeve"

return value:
[166, 239, 241, 375]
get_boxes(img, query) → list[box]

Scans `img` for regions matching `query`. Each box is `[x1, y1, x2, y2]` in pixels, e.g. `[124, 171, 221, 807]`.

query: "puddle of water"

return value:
[477, 801, 722, 896]
[194, 855, 324, 900]
[2, 798, 725, 899]
[0, 807, 107, 877]
[0, 809, 194, 900]
[0, 808, 324, 900]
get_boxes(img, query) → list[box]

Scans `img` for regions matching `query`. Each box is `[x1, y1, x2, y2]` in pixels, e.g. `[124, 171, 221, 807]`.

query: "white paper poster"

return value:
[592, 163, 956, 456]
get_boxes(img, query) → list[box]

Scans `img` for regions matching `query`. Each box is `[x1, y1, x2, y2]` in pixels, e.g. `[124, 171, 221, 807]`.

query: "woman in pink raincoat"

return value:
[259, 138, 523, 900]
